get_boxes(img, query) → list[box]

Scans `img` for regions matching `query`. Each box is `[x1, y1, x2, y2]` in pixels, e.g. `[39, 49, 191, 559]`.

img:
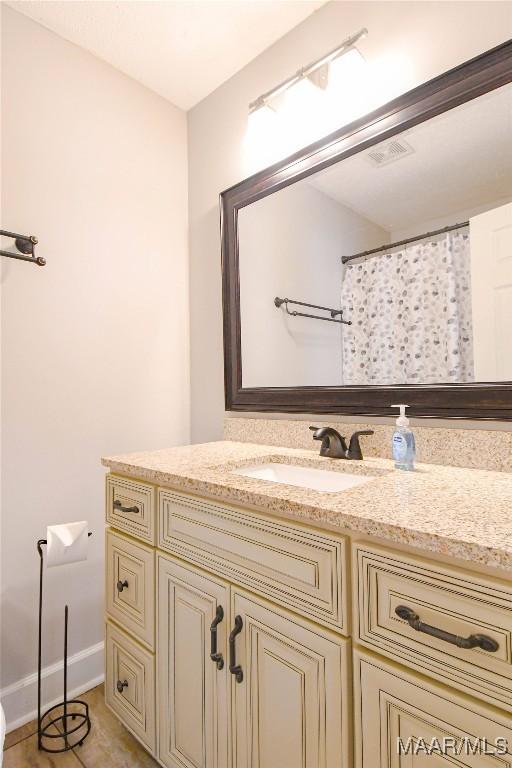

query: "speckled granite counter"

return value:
[102, 441, 512, 573]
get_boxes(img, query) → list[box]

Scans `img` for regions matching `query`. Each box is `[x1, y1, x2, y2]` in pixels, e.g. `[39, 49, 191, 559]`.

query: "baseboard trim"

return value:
[1, 641, 104, 732]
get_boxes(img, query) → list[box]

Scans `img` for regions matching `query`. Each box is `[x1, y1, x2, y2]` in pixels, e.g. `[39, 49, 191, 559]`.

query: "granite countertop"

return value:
[102, 441, 512, 573]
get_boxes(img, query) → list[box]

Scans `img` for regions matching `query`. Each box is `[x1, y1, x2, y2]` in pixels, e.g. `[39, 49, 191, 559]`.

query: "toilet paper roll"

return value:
[46, 521, 89, 568]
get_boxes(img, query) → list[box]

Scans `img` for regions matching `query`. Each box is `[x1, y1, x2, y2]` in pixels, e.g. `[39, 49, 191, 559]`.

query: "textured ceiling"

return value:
[310, 83, 512, 233]
[7, 0, 325, 110]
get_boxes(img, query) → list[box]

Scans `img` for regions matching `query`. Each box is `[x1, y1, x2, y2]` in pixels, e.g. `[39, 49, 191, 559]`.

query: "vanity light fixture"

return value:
[248, 27, 368, 120]
[246, 100, 278, 132]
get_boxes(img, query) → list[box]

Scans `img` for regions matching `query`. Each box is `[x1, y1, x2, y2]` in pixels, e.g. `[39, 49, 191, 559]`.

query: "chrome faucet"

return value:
[309, 426, 374, 460]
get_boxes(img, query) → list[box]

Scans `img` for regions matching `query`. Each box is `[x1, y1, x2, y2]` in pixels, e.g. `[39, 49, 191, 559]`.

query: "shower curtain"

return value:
[340, 231, 474, 385]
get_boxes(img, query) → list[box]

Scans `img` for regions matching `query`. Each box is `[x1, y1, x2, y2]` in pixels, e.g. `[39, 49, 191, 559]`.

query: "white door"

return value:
[231, 589, 351, 768]
[158, 555, 230, 768]
[470, 202, 512, 380]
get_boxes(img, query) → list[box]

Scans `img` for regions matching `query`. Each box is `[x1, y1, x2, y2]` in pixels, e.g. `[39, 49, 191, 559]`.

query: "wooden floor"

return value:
[3, 684, 160, 768]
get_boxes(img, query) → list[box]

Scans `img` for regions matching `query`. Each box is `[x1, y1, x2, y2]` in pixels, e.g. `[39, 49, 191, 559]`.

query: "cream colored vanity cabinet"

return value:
[354, 649, 512, 768]
[230, 588, 351, 768]
[158, 488, 349, 633]
[353, 543, 512, 767]
[157, 554, 351, 768]
[106, 529, 155, 649]
[157, 555, 230, 768]
[105, 472, 512, 768]
[106, 474, 157, 544]
[158, 555, 350, 768]
[354, 543, 512, 712]
[105, 620, 156, 753]
[104, 475, 158, 755]
[105, 476, 352, 768]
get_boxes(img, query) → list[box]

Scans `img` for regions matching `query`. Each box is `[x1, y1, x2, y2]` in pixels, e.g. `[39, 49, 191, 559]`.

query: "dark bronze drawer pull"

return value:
[116, 679, 128, 693]
[210, 605, 224, 670]
[395, 605, 499, 652]
[229, 615, 243, 683]
[113, 499, 139, 514]
[116, 579, 128, 593]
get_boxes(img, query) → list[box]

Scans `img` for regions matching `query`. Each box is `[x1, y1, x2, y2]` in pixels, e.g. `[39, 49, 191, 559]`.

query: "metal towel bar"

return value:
[0, 229, 46, 266]
[274, 296, 351, 325]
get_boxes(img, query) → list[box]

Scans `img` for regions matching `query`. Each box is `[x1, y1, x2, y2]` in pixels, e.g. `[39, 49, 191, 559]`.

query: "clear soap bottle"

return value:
[391, 404, 416, 471]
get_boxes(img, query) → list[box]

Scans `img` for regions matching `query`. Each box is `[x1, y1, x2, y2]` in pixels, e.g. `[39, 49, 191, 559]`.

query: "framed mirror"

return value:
[221, 41, 512, 419]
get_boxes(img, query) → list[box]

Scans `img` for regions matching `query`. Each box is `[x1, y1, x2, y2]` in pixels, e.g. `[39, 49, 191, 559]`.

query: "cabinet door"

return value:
[231, 589, 351, 768]
[158, 554, 230, 768]
[354, 649, 512, 768]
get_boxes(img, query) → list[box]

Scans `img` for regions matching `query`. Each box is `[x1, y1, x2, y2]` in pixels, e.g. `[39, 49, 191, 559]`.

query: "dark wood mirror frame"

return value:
[221, 40, 512, 420]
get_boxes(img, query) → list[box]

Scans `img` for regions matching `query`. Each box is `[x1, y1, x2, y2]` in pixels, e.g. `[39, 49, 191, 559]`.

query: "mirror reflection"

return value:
[238, 83, 512, 388]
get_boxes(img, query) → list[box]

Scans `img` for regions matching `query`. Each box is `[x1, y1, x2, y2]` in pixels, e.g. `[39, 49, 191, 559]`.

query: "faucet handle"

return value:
[309, 426, 325, 449]
[348, 430, 375, 460]
[309, 426, 347, 458]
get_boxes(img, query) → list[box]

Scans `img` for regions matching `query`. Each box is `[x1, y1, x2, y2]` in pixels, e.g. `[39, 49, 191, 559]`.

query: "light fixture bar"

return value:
[249, 27, 368, 113]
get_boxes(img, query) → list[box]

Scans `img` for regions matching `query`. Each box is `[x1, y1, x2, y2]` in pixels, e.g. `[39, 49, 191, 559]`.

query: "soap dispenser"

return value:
[391, 404, 416, 471]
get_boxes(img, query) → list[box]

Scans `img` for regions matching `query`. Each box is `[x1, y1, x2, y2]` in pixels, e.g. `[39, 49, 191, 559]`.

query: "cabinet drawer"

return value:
[355, 543, 512, 711]
[106, 475, 156, 544]
[354, 649, 512, 768]
[105, 621, 156, 754]
[106, 530, 155, 649]
[159, 490, 348, 632]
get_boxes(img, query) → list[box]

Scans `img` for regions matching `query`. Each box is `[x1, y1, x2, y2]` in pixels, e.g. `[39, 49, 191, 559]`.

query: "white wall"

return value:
[239, 181, 386, 386]
[188, 0, 512, 442]
[1, 6, 189, 727]
[392, 196, 512, 240]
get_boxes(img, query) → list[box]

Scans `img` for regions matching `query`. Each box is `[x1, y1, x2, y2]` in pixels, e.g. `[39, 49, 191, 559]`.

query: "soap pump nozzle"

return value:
[392, 404, 410, 427]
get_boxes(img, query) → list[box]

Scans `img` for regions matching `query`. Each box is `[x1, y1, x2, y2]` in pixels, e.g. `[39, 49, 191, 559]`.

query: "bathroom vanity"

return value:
[98, 38, 512, 768]
[102, 441, 512, 767]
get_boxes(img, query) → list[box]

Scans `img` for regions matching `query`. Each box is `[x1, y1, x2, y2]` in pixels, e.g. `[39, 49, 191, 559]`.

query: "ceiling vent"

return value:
[367, 138, 415, 167]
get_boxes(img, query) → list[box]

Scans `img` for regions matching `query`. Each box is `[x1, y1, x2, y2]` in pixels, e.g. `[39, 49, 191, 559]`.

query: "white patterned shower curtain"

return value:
[340, 231, 474, 385]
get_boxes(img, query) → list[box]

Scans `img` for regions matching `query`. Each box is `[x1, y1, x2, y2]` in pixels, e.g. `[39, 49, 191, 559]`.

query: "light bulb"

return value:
[324, 47, 370, 131]
[247, 103, 277, 134]
[328, 47, 367, 90]
[244, 103, 283, 173]
[279, 77, 326, 149]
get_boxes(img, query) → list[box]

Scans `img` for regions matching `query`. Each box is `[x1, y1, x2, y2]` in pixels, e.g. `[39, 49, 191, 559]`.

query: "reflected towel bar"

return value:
[274, 296, 352, 325]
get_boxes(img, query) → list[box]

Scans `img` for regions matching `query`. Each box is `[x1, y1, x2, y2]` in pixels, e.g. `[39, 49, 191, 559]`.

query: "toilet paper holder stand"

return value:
[36, 534, 93, 753]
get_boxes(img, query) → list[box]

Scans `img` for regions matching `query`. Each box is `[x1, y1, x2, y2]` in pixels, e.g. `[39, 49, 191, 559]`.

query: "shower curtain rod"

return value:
[341, 220, 469, 264]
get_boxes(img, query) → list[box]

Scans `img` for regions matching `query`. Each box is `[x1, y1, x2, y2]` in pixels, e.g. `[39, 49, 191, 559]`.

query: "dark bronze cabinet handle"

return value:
[210, 605, 224, 670]
[116, 679, 128, 693]
[395, 605, 499, 652]
[113, 499, 139, 514]
[229, 615, 243, 683]
[117, 579, 128, 593]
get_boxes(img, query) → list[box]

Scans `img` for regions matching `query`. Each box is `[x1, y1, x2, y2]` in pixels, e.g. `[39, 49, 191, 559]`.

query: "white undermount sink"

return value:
[231, 462, 375, 493]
